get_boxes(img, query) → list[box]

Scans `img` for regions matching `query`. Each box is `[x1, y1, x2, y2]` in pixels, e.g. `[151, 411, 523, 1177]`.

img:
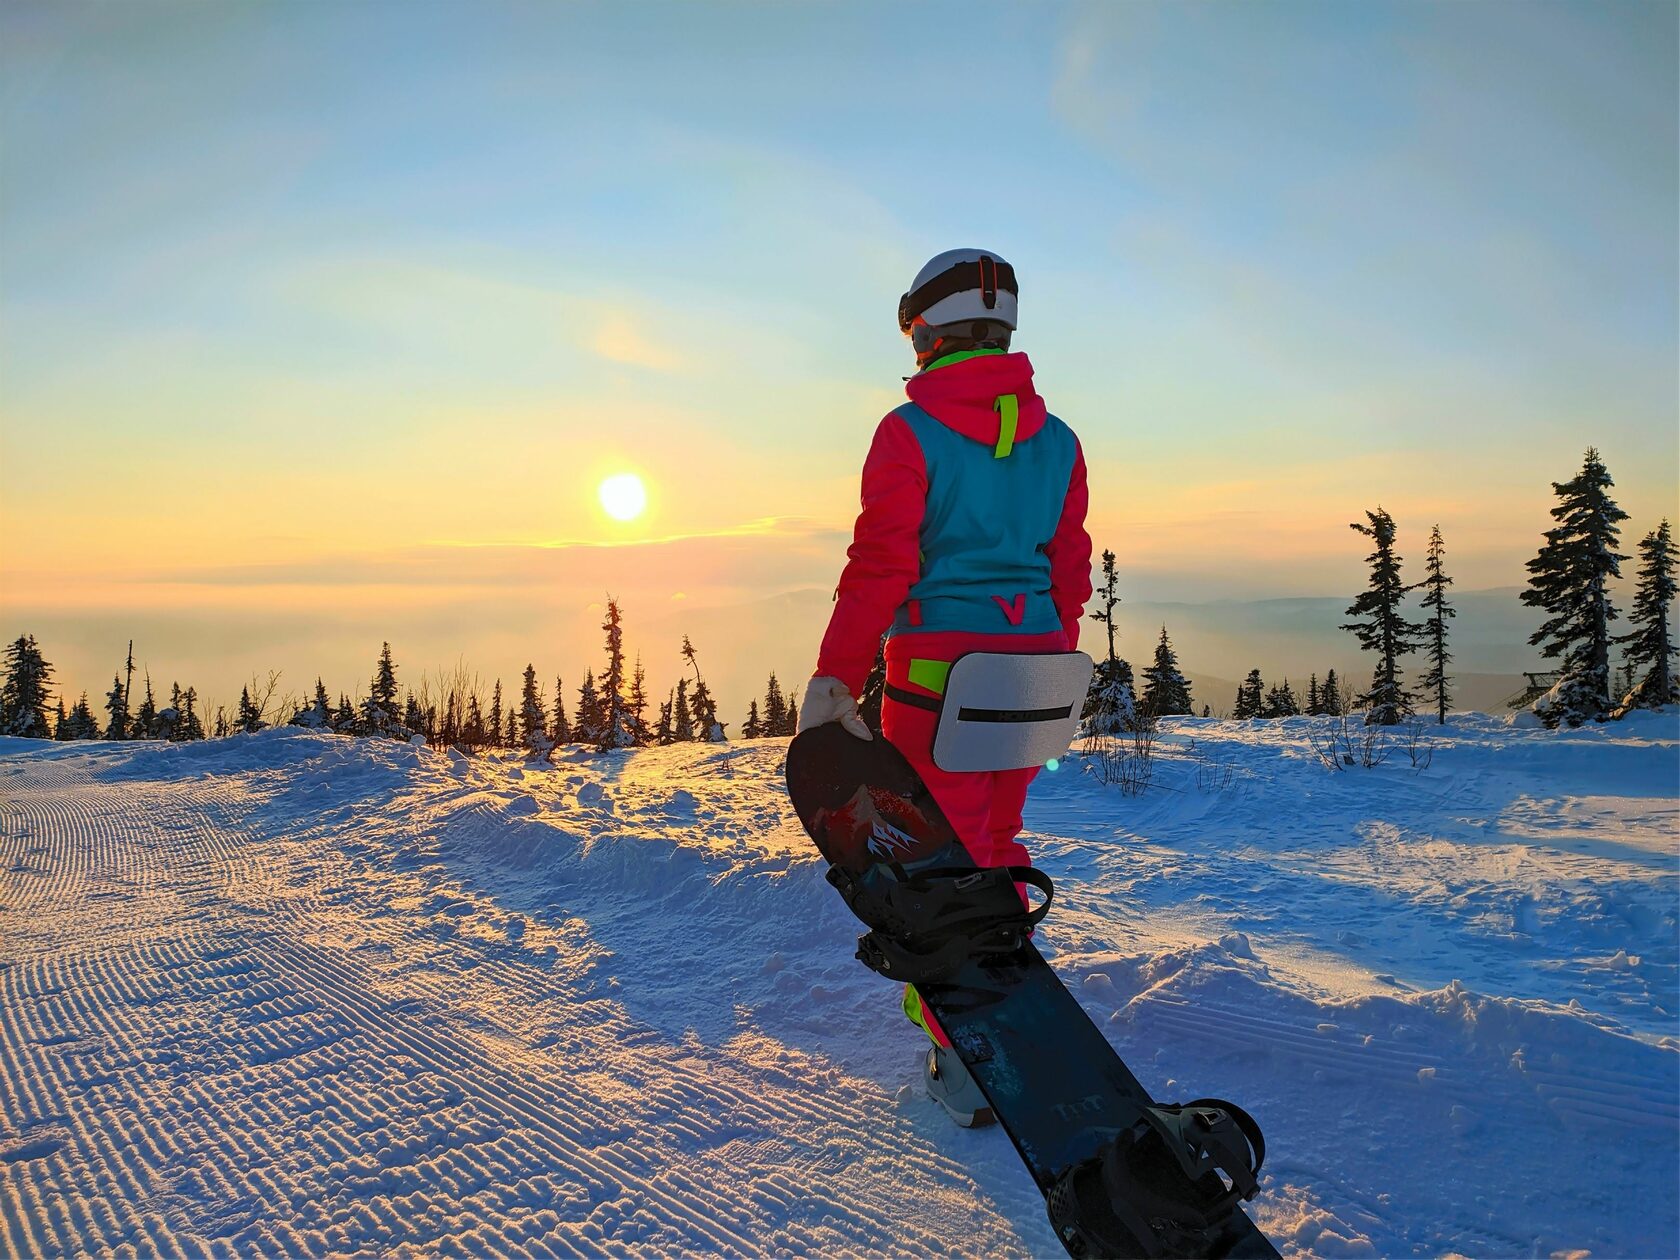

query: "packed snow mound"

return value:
[0, 713, 1674, 1258]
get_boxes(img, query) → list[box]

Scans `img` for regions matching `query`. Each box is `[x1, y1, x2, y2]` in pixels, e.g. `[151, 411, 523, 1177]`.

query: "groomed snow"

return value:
[1, 713, 1675, 1257]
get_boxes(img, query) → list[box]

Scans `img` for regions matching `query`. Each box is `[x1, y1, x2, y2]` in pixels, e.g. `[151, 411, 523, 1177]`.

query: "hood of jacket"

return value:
[903, 351, 1048, 448]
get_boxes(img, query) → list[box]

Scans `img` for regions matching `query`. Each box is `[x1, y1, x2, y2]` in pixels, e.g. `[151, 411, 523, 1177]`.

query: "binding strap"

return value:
[826, 862, 1054, 985]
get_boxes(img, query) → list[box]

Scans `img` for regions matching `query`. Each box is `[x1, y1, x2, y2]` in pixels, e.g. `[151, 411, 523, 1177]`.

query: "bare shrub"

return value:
[1401, 720, 1435, 771]
[246, 670, 283, 726]
[1306, 712, 1390, 771]
[1184, 738, 1236, 793]
[1304, 717, 1346, 772]
[421, 659, 488, 752]
[1086, 710, 1157, 796]
[1358, 721, 1390, 769]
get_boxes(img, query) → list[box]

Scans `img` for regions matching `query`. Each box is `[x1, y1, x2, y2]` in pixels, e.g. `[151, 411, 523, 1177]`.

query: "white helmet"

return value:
[898, 248, 1019, 335]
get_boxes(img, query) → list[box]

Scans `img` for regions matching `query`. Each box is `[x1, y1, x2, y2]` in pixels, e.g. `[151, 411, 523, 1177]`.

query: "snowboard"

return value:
[786, 722, 1279, 1260]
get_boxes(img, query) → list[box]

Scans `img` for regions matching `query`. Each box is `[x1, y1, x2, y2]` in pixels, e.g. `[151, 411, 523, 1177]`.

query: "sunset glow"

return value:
[0, 0, 1673, 723]
[598, 474, 648, 523]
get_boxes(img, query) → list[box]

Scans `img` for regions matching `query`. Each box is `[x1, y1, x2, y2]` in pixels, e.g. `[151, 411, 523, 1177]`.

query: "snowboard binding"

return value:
[825, 859, 1054, 985]
[1046, 1098, 1266, 1259]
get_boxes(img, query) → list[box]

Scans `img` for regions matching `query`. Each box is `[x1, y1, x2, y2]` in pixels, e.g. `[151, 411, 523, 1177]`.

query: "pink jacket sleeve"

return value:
[815, 413, 927, 696]
[1045, 437, 1094, 650]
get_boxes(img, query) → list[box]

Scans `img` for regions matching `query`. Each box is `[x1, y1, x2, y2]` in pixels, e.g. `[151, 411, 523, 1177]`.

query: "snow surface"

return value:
[0, 713, 1675, 1258]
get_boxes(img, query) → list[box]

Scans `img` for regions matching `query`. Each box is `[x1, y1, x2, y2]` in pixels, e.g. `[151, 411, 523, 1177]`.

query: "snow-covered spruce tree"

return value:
[681, 635, 726, 742]
[551, 676, 571, 746]
[68, 693, 100, 739]
[290, 677, 334, 730]
[0, 634, 55, 738]
[1233, 669, 1264, 720]
[334, 694, 355, 733]
[1344, 508, 1424, 725]
[133, 674, 158, 739]
[1418, 524, 1455, 724]
[672, 679, 693, 742]
[460, 702, 487, 749]
[1264, 679, 1300, 719]
[1141, 626, 1192, 717]
[236, 686, 266, 734]
[519, 664, 554, 760]
[1614, 518, 1678, 714]
[1082, 548, 1137, 733]
[439, 692, 460, 747]
[786, 696, 798, 734]
[656, 692, 675, 745]
[154, 684, 181, 741]
[627, 657, 649, 747]
[1522, 448, 1629, 727]
[575, 671, 603, 746]
[359, 642, 405, 737]
[403, 694, 424, 738]
[178, 687, 206, 741]
[1305, 674, 1322, 716]
[763, 673, 787, 737]
[689, 677, 722, 743]
[596, 598, 635, 750]
[741, 699, 762, 740]
[1321, 668, 1344, 717]
[54, 699, 70, 741]
[1084, 657, 1136, 734]
[103, 675, 130, 739]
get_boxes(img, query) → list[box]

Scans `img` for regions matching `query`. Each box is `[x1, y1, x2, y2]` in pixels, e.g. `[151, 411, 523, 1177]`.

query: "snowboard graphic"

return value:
[786, 722, 1279, 1260]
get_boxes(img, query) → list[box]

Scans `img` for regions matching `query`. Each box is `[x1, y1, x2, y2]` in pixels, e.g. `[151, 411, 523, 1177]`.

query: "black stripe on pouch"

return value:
[955, 705, 1073, 724]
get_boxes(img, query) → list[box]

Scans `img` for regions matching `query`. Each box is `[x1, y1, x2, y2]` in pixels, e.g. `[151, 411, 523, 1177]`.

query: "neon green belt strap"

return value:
[907, 658, 951, 695]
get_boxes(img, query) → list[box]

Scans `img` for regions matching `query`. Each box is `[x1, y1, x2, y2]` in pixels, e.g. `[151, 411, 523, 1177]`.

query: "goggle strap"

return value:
[898, 255, 1017, 332]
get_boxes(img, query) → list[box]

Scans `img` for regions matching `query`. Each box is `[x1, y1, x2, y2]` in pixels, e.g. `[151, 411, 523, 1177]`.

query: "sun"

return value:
[598, 472, 647, 522]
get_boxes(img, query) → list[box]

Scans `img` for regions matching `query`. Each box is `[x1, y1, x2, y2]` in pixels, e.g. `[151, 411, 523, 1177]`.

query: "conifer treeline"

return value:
[0, 635, 209, 743]
[1, 594, 816, 755]
[1074, 446, 1674, 733]
[1522, 448, 1675, 725]
[1230, 668, 1352, 720]
[1337, 447, 1675, 728]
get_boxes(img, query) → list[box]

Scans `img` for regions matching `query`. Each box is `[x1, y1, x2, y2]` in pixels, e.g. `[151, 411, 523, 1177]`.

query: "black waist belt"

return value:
[884, 682, 941, 713]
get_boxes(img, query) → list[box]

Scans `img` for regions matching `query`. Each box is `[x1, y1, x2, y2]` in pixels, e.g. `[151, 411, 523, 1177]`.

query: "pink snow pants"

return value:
[882, 627, 1068, 1047]
[881, 627, 1068, 870]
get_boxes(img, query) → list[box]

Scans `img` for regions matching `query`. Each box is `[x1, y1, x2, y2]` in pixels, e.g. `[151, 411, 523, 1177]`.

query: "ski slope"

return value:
[1, 713, 1675, 1258]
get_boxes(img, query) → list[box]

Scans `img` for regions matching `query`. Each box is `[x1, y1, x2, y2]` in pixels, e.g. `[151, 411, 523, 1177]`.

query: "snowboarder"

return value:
[800, 247, 1093, 1126]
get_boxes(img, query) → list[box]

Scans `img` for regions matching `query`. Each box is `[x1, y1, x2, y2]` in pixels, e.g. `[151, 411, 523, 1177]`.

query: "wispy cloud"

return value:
[588, 312, 686, 373]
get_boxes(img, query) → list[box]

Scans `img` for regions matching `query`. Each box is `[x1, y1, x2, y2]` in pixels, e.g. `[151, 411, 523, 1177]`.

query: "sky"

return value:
[2, 0, 1676, 720]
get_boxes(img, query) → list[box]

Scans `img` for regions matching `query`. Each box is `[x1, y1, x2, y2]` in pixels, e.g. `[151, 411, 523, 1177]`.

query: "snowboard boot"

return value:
[924, 1042, 995, 1128]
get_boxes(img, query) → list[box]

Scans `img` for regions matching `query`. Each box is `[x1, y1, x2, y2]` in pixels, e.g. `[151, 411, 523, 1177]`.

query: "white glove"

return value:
[798, 675, 873, 741]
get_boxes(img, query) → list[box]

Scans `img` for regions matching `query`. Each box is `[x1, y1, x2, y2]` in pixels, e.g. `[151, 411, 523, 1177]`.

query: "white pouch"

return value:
[929, 651, 1094, 773]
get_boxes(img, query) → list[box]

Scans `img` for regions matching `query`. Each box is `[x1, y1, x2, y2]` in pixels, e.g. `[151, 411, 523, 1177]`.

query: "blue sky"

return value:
[2, 0, 1675, 713]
